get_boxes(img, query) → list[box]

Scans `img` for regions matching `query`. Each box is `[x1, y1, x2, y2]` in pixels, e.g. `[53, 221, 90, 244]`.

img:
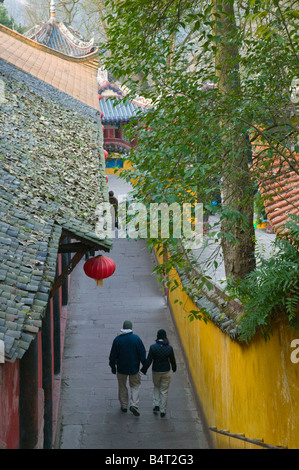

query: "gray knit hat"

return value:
[123, 320, 132, 330]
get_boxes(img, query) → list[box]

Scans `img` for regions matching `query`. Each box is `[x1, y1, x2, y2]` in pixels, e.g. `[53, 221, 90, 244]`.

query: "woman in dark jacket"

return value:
[141, 329, 176, 417]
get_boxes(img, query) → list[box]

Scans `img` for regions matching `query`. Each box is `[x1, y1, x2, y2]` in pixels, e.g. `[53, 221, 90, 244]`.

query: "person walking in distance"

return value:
[109, 320, 146, 416]
[109, 190, 118, 229]
[141, 329, 176, 417]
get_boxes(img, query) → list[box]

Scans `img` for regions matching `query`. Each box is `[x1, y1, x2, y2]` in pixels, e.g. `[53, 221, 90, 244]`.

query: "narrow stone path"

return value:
[56, 234, 210, 450]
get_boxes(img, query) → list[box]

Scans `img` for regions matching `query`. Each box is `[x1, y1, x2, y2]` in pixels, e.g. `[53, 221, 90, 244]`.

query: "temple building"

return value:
[24, 0, 151, 173]
[24, 0, 96, 58]
[0, 0, 150, 447]
[98, 68, 152, 173]
[0, 0, 111, 449]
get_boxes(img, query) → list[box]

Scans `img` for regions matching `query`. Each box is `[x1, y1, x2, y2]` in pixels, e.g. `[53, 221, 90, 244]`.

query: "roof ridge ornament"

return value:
[50, 0, 56, 19]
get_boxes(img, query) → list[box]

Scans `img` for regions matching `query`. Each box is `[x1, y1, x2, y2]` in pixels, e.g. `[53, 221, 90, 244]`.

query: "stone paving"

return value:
[56, 174, 278, 451]
[191, 214, 277, 289]
[56, 236, 210, 450]
[56, 176, 211, 450]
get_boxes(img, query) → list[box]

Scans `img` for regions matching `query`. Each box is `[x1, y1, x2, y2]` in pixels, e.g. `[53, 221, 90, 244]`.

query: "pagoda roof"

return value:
[98, 68, 152, 125]
[24, 18, 96, 58]
[100, 97, 143, 125]
[0, 24, 99, 109]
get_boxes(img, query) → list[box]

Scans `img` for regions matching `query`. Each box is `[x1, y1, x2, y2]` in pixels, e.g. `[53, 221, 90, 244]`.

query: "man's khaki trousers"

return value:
[117, 372, 141, 409]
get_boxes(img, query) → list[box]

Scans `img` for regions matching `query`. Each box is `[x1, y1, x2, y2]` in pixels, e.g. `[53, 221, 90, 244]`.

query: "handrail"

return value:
[209, 427, 287, 449]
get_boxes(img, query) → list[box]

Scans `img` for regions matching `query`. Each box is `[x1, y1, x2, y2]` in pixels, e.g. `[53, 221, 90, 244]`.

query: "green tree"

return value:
[0, 3, 25, 32]
[212, 0, 256, 279]
[101, 0, 298, 290]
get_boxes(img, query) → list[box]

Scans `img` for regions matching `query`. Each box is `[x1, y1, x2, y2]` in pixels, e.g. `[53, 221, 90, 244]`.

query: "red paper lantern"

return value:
[83, 255, 116, 286]
[104, 149, 108, 159]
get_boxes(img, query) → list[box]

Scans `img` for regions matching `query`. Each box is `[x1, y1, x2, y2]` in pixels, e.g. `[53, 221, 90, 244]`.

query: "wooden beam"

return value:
[58, 242, 92, 253]
[50, 250, 87, 298]
[59, 232, 68, 244]
[61, 228, 111, 252]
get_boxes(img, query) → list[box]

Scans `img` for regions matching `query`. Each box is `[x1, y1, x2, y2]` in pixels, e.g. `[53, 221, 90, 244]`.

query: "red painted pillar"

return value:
[0, 362, 19, 449]
[19, 336, 39, 448]
[53, 284, 61, 375]
[42, 302, 53, 449]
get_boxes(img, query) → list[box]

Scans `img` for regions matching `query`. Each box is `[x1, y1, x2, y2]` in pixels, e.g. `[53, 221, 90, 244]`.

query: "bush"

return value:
[227, 214, 299, 343]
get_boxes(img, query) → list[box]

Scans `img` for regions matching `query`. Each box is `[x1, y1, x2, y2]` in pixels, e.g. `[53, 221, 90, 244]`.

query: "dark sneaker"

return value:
[160, 412, 166, 418]
[153, 406, 160, 414]
[130, 406, 140, 416]
[121, 407, 127, 413]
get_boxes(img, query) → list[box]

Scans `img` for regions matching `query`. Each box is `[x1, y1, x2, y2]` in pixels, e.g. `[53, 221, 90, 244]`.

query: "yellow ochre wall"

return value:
[163, 262, 299, 449]
[105, 159, 132, 175]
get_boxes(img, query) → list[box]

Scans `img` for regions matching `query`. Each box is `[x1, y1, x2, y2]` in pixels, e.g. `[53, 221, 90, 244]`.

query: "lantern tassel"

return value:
[97, 279, 103, 287]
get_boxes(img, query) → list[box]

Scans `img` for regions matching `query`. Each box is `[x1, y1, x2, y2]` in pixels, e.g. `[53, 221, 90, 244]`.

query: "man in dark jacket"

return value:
[109, 320, 146, 416]
[141, 329, 176, 417]
[109, 191, 118, 228]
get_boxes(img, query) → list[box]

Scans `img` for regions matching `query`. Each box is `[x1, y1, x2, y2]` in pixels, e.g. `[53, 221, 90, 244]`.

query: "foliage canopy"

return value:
[0, 4, 25, 33]
[101, 0, 299, 341]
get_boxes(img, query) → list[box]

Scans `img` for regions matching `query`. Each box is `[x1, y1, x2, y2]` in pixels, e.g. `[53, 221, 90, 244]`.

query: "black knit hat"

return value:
[157, 329, 167, 340]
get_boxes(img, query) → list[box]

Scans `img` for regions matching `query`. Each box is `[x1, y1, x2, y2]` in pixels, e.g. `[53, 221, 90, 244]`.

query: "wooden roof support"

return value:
[50, 249, 87, 298]
[50, 227, 111, 298]
[58, 242, 94, 253]
[60, 228, 111, 253]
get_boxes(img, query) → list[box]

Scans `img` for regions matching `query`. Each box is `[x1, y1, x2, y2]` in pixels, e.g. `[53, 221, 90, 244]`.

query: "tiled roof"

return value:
[258, 154, 299, 233]
[0, 24, 99, 109]
[100, 97, 143, 125]
[25, 20, 96, 58]
[98, 69, 152, 124]
[0, 61, 111, 362]
[0, 171, 61, 362]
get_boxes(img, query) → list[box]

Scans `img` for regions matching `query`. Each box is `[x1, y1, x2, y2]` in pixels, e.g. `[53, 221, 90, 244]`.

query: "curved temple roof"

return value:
[24, 0, 95, 58]
[98, 69, 152, 125]
[100, 97, 143, 125]
[25, 20, 95, 58]
[0, 24, 99, 109]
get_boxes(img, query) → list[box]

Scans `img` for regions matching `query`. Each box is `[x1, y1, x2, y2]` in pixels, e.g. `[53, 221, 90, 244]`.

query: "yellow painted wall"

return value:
[158, 254, 299, 449]
[105, 159, 132, 175]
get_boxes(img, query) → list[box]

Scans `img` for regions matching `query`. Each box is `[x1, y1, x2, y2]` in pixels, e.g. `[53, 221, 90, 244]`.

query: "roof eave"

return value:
[0, 24, 100, 68]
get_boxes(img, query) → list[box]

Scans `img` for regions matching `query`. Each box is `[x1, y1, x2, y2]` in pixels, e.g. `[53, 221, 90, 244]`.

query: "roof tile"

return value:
[0, 55, 111, 362]
[0, 25, 100, 110]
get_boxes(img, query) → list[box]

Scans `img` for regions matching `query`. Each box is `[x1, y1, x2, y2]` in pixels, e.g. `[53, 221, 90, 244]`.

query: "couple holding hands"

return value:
[109, 320, 177, 418]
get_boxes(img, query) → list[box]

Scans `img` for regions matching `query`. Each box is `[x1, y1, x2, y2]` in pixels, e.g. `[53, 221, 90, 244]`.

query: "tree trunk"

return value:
[212, 0, 256, 280]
